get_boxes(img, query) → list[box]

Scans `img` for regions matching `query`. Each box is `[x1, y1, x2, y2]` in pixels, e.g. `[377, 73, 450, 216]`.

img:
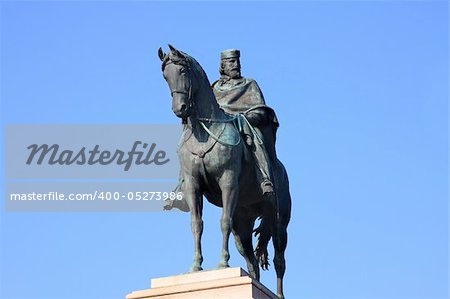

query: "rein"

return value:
[197, 118, 241, 146]
[196, 113, 263, 146]
[165, 56, 241, 147]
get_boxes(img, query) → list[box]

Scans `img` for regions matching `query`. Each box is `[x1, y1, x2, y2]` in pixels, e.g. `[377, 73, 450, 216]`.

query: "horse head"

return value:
[159, 45, 197, 119]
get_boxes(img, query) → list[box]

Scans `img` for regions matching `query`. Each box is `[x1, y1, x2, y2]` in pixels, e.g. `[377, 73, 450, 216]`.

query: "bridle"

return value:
[163, 57, 194, 123]
[162, 55, 240, 146]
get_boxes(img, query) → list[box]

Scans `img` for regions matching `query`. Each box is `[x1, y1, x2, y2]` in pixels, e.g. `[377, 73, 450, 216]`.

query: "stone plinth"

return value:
[126, 267, 277, 299]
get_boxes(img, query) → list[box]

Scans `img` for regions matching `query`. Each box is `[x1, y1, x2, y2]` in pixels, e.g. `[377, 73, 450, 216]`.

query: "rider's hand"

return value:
[245, 110, 266, 126]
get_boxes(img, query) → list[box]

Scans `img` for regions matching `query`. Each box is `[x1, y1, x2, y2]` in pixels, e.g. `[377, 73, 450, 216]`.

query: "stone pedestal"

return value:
[126, 267, 277, 299]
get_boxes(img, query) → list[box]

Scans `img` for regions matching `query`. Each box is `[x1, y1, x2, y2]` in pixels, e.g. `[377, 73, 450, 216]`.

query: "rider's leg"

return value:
[250, 127, 275, 197]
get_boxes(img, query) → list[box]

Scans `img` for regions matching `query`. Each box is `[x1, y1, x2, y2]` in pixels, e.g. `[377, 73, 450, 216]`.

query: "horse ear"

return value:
[168, 44, 183, 58]
[158, 47, 165, 61]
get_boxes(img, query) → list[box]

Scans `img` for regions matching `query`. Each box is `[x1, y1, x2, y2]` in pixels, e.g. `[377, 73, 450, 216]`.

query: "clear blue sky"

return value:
[0, 1, 448, 298]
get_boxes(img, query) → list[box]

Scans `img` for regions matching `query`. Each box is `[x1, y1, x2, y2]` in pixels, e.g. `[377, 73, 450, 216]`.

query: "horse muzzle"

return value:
[172, 96, 191, 118]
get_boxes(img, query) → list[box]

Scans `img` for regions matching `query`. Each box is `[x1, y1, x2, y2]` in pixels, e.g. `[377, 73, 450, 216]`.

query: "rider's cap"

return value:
[221, 49, 240, 60]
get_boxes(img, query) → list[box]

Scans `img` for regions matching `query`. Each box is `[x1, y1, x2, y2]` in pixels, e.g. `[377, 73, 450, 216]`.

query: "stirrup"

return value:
[261, 180, 275, 196]
[244, 134, 253, 146]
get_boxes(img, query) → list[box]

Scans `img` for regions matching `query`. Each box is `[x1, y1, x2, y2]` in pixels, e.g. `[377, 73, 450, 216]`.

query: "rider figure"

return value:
[212, 49, 278, 199]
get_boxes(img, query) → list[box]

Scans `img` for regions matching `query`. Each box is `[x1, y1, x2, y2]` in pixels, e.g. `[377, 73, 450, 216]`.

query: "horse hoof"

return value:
[217, 262, 230, 269]
[189, 265, 203, 272]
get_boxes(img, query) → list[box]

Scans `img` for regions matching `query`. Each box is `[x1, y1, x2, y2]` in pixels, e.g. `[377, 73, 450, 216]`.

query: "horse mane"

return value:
[162, 51, 211, 88]
[184, 53, 210, 86]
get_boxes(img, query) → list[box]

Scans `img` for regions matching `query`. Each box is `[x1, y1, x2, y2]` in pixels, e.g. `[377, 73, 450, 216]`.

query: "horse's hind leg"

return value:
[185, 179, 204, 272]
[272, 215, 289, 299]
[232, 208, 260, 280]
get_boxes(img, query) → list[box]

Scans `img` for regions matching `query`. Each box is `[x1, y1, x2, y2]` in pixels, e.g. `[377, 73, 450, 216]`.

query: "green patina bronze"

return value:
[159, 45, 291, 299]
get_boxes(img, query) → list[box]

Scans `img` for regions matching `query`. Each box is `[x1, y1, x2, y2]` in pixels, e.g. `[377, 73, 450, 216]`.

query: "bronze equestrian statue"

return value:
[159, 45, 291, 299]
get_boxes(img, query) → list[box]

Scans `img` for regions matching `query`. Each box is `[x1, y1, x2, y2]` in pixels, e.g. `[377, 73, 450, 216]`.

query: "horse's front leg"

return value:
[184, 177, 204, 272]
[218, 170, 239, 269]
[232, 208, 259, 280]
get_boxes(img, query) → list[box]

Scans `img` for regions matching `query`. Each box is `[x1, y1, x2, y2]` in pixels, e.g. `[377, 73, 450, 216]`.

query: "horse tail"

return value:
[254, 158, 292, 271]
[254, 216, 272, 270]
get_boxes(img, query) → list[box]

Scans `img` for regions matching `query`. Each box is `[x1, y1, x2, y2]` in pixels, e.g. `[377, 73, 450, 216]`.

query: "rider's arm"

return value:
[245, 109, 269, 126]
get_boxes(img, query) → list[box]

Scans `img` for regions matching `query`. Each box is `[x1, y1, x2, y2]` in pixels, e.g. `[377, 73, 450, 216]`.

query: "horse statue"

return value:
[158, 45, 291, 299]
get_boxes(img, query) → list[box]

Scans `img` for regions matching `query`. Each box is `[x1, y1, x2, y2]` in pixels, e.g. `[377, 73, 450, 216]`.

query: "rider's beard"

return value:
[227, 68, 241, 79]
